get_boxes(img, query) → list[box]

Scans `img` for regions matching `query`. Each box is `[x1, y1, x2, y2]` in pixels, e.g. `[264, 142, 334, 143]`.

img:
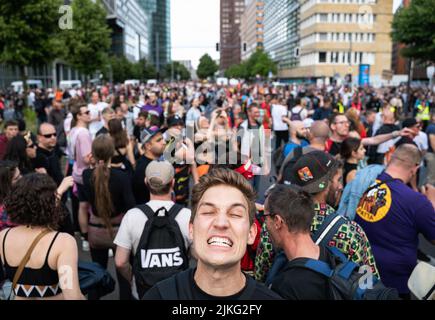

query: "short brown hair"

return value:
[190, 168, 256, 225]
[71, 103, 87, 122]
[146, 179, 172, 195]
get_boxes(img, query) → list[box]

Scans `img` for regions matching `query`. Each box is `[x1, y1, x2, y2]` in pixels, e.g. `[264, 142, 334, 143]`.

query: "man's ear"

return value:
[247, 222, 258, 246]
[188, 222, 194, 242]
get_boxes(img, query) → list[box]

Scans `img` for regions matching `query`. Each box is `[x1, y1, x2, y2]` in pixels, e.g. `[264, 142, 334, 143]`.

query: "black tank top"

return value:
[1, 228, 62, 298]
[343, 162, 358, 188]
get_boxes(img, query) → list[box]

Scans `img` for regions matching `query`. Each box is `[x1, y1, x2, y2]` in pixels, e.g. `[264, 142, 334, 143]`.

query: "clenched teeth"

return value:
[207, 237, 233, 247]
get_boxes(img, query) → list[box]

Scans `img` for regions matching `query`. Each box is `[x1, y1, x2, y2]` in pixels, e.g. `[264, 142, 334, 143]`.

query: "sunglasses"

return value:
[42, 133, 56, 138]
[27, 143, 36, 149]
[81, 110, 90, 115]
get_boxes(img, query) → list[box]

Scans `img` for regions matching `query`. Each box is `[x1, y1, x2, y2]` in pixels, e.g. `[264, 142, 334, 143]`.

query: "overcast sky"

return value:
[171, 0, 220, 69]
[170, 0, 403, 69]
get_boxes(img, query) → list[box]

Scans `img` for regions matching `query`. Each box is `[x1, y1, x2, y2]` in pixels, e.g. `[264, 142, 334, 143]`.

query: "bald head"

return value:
[309, 121, 330, 140]
[290, 120, 304, 133]
[289, 120, 307, 140]
[389, 144, 421, 169]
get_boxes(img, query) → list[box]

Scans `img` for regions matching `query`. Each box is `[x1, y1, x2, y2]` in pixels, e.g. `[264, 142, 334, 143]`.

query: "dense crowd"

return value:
[0, 80, 434, 300]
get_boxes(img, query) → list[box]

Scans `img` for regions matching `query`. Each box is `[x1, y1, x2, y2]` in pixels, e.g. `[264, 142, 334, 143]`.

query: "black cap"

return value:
[285, 151, 339, 194]
[167, 115, 184, 128]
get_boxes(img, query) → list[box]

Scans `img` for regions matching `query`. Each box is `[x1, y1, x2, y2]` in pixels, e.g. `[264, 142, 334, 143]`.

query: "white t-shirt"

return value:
[414, 131, 428, 152]
[271, 104, 288, 131]
[88, 102, 108, 137]
[114, 200, 191, 299]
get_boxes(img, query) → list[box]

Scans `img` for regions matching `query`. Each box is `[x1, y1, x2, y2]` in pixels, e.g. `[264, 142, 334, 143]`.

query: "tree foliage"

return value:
[391, 0, 435, 62]
[0, 0, 63, 91]
[223, 50, 277, 80]
[61, 0, 111, 78]
[108, 56, 157, 83]
[197, 54, 219, 80]
[163, 61, 191, 81]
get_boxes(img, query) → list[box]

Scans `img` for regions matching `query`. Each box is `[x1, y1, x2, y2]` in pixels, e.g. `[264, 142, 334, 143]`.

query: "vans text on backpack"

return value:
[132, 203, 188, 298]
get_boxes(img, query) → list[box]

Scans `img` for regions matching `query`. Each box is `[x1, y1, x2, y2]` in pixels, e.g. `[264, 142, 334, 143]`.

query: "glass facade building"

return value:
[104, 0, 149, 62]
[138, 0, 171, 74]
[263, 0, 300, 72]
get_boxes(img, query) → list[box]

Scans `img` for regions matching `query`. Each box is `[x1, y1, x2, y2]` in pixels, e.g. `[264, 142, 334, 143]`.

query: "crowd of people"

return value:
[0, 80, 434, 300]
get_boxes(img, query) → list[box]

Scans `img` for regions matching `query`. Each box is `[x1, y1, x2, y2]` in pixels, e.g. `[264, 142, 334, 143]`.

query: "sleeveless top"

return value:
[1, 229, 62, 298]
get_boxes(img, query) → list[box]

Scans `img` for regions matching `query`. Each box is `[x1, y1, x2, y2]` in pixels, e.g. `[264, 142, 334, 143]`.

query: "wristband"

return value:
[392, 131, 399, 138]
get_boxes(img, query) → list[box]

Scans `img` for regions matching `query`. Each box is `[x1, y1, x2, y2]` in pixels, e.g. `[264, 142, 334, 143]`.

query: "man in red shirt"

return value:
[0, 120, 19, 160]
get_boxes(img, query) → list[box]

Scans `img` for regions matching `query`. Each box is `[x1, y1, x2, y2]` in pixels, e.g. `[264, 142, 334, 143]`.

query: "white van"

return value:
[146, 79, 157, 86]
[11, 80, 43, 93]
[59, 80, 82, 90]
[125, 79, 140, 87]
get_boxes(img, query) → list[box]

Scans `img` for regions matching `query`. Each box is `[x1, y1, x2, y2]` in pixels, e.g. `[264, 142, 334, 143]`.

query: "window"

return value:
[319, 14, 328, 22]
[319, 32, 328, 41]
[319, 52, 326, 63]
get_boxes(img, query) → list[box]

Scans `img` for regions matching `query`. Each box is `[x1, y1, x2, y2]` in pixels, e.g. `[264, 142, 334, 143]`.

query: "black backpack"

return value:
[290, 108, 303, 121]
[132, 204, 189, 298]
[288, 246, 400, 300]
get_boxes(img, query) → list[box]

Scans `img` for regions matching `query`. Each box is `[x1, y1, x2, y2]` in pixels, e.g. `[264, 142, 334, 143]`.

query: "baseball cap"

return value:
[167, 115, 184, 128]
[140, 125, 162, 144]
[145, 160, 174, 187]
[402, 118, 418, 128]
[286, 151, 339, 194]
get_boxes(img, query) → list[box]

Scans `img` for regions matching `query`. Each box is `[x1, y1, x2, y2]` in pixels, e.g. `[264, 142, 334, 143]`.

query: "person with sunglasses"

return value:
[68, 103, 92, 252]
[355, 144, 435, 299]
[3, 133, 40, 175]
[33, 123, 64, 186]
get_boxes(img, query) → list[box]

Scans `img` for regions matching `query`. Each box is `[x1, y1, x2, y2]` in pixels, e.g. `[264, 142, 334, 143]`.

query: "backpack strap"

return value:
[135, 204, 157, 220]
[286, 258, 334, 278]
[311, 212, 347, 246]
[166, 203, 184, 220]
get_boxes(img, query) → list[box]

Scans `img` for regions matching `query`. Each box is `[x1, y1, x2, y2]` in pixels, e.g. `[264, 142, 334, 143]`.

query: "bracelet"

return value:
[392, 131, 399, 138]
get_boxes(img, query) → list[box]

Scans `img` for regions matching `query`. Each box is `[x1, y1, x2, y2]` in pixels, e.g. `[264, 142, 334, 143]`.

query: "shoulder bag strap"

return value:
[11, 229, 52, 298]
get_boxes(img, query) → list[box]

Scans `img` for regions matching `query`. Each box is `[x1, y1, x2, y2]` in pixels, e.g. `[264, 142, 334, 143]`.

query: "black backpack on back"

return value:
[132, 204, 188, 298]
[288, 246, 400, 300]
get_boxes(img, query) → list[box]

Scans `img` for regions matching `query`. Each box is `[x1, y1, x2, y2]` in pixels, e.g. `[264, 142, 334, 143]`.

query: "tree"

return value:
[163, 61, 191, 81]
[137, 58, 157, 80]
[109, 55, 133, 83]
[0, 0, 63, 95]
[61, 0, 111, 81]
[224, 63, 248, 79]
[196, 54, 219, 80]
[391, 0, 435, 62]
[223, 50, 277, 80]
[245, 50, 277, 79]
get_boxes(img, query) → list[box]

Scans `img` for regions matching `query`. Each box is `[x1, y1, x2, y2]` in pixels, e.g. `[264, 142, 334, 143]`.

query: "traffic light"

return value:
[216, 43, 219, 51]
[243, 43, 247, 52]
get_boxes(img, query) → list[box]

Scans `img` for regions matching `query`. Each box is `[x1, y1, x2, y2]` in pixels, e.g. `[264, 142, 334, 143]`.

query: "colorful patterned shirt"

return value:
[254, 203, 379, 282]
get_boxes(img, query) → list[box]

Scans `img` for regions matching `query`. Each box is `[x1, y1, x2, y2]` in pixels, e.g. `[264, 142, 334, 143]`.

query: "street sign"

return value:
[382, 69, 393, 80]
[359, 64, 370, 86]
